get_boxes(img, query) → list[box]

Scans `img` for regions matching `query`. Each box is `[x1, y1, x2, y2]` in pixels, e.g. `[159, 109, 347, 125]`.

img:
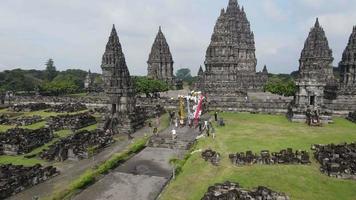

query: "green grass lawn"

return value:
[160, 112, 356, 200]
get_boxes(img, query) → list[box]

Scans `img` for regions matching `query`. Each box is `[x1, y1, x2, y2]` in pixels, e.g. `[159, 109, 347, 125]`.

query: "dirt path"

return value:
[73, 125, 200, 200]
[9, 127, 152, 200]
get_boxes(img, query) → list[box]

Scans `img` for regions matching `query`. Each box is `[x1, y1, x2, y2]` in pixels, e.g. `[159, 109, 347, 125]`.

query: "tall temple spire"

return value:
[339, 26, 356, 90]
[290, 19, 336, 123]
[147, 26, 175, 86]
[199, 0, 266, 95]
[262, 65, 268, 74]
[299, 19, 334, 82]
[101, 24, 133, 98]
[228, 0, 238, 7]
[314, 17, 320, 28]
[100, 25, 144, 133]
[198, 65, 204, 76]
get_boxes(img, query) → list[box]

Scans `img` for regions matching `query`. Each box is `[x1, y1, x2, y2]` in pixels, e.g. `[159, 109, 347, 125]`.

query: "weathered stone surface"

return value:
[147, 27, 179, 88]
[46, 112, 96, 131]
[0, 115, 42, 126]
[229, 149, 310, 165]
[48, 103, 87, 113]
[198, 0, 268, 97]
[0, 164, 59, 199]
[40, 129, 114, 161]
[290, 18, 335, 124]
[339, 26, 356, 94]
[101, 25, 145, 134]
[0, 128, 53, 155]
[9, 103, 50, 112]
[312, 142, 356, 179]
[201, 181, 290, 200]
[201, 149, 221, 166]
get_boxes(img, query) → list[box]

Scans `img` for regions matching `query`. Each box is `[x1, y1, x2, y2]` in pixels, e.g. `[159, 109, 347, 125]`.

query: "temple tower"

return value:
[147, 26, 175, 86]
[84, 70, 93, 92]
[290, 18, 334, 123]
[101, 25, 144, 133]
[199, 0, 266, 96]
[339, 26, 356, 94]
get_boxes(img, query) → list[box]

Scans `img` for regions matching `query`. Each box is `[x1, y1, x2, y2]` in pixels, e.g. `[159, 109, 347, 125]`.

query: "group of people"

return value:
[169, 111, 220, 140]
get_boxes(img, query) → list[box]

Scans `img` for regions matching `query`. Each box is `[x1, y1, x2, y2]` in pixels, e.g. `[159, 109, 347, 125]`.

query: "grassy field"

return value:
[160, 112, 356, 200]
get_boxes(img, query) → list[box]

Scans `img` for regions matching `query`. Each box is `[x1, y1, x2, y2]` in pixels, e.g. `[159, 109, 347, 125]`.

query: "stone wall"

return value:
[325, 95, 356, 116]
[208, 93, 293, 114]
[0, 164, 59, 199]
[9, 93, 356, 117]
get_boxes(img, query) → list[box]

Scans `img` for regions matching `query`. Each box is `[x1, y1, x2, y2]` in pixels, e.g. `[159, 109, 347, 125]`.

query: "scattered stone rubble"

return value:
[0, 115, 42, 126]
[229, 149, 310, 165]
[48, 103, 87, 113]
[0, 114, 9, 124]
[0, 164, 59, 199]
[40, 129, 114, 161]
[9, 103, 50, 112]
[347, 111, 356, 123]
[0, 128, 53, 155]
[312, 142, 356, 179]
[90, 106, 109, 114]
[201, 149, 221, 166]
[47, 112, 96, 131]
[201, 181, 290, 200]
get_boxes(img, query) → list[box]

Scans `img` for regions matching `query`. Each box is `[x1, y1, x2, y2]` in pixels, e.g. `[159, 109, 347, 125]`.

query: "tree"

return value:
[176, 68, 192, 81]
[45, 59, 58, 81]
[133, 77, 169, 97]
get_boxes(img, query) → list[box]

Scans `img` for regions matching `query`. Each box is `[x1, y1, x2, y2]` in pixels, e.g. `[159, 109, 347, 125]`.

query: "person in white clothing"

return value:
[171, 129, 177, 140]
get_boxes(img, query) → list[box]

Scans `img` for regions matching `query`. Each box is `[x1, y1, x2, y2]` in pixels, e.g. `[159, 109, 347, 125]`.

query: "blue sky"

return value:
[0, 0, 355, 75]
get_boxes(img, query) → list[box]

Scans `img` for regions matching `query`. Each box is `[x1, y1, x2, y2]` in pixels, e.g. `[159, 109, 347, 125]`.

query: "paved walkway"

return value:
[73, 125, 200, 200]
[9, 126, 152, 200]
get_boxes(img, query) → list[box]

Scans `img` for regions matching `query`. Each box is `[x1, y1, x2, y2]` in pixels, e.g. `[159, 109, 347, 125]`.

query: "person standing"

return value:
[171, 129, 177, 140]
[214, 111, 218, 121]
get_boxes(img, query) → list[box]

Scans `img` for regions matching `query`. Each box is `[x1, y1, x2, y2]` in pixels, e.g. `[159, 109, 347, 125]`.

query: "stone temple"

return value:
[290, 18, 335, 123]
[101, 25, 144, 134]
[197, 0, 268, 97]
[147, 26, 180, 88]
[339, 26, 356, 94]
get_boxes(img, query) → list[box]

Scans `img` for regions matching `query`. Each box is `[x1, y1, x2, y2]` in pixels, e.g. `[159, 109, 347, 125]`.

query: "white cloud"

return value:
[0, 0, 355, 75]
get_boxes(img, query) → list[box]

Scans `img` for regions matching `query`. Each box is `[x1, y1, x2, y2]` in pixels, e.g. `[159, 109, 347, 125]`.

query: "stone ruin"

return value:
[289, 18, 336, 124]
[40, 129, 114, 161]
[0, 164, 59, 199]
[0, 115, 42, 126]
[201, 181, 290, 200]
[339, 26, 356, 95]
[147, 26, 181, 88]
[47, 103, 87, 113]
[0, 128, 53, 155]
[201, 149, 221, 166]
[46, 112, 96, 131]
[100, 25, 145, 134]
[229, 148, 310, 166]
[9, 103, 50, 112]
[197, 0, 268, 98]
[90, 106, 109, 114]
[347, 111, 356, 123]
[312, 142, 356, 179]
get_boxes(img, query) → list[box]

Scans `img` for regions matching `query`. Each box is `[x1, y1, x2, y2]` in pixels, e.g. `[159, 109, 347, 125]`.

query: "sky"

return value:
[0, 0, 355, 75]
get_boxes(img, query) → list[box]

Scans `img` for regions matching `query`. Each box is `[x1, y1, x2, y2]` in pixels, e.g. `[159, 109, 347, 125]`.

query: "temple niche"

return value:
[147, 26, 181, 89]
[290, 18, 335, 123]
[339, 26, 356, 94]
[197, 0, 268, 96]
[101, 25, 144, 134]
